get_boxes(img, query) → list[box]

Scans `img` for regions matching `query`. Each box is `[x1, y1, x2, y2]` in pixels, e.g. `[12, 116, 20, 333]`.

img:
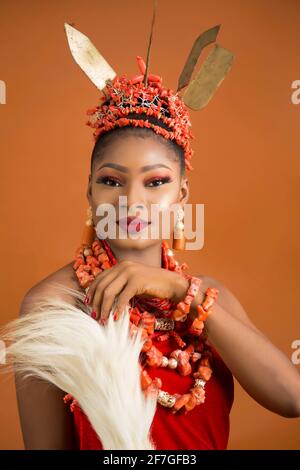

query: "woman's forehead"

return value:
[96, 135, 179, 170]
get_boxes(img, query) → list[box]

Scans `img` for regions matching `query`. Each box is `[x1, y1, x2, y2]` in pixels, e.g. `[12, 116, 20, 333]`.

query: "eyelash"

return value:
[97, 176, 172, 188]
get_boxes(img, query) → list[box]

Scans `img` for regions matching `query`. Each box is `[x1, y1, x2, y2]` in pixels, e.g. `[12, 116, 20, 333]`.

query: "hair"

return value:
[90, 113, 186, 178]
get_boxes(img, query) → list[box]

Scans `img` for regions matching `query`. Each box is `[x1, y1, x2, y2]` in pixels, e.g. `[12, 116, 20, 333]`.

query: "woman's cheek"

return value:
[150, 194, 180, 235]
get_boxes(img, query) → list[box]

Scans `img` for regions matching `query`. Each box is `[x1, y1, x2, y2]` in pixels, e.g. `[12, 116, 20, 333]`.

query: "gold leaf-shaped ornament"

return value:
[64, 23, 116, 91]
[182, 43, 235, 111]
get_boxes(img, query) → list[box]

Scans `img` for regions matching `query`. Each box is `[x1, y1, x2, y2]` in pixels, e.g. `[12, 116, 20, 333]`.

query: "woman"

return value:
[3, 21, 300, 450]
[12, 117, 300, 450]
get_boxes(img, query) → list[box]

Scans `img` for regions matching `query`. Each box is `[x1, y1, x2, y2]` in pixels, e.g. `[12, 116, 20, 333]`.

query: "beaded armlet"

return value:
[141, 276, 219, 412]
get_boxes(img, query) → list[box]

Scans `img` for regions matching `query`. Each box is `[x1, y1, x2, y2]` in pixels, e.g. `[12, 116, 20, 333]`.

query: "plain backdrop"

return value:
[0, 0, 299, 449]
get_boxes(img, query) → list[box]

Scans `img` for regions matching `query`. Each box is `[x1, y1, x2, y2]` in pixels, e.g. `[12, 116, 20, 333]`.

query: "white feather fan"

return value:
[0, 283, 157, 449]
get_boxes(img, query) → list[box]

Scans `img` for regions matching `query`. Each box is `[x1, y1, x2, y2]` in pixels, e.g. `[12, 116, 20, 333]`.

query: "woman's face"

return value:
[87, 134, 189, 252]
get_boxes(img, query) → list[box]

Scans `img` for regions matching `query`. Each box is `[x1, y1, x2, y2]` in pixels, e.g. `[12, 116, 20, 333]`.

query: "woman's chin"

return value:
[105, 236, 160, 251]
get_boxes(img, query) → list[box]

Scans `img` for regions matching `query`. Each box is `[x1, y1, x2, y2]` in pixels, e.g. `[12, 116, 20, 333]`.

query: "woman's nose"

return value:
[124, 183, 146, 211]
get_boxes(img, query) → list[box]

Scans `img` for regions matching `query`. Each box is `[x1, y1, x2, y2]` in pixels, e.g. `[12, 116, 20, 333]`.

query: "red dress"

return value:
[70, 334, 234, 450]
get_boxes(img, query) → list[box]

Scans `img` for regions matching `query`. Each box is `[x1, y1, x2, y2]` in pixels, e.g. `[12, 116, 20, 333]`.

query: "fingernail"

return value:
[113, 313, 118, 321]
[84, 296, 89, 305]
[91, 310, 97, 319]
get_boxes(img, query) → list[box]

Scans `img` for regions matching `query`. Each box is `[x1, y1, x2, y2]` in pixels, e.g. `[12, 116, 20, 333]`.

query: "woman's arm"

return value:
[15, 281, 77, 449]
[181, 275, 300, 418]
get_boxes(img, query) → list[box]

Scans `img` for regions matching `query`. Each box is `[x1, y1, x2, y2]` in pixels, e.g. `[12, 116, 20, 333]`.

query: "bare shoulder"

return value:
[196, 273, 265, 336]
[19, 261, 81, 316]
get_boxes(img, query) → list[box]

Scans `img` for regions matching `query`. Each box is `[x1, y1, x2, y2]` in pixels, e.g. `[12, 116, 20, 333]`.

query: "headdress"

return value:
[64, 3, 235, 172]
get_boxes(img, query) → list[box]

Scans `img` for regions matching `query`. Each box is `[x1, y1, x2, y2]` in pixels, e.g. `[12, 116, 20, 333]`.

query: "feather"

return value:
[144, 0, 158, 86]
[0, 284, 157, 449]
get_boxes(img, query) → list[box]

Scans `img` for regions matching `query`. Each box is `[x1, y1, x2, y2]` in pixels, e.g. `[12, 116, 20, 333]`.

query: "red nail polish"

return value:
[91, 310, 97, 319]
[84, 296, 89, 305]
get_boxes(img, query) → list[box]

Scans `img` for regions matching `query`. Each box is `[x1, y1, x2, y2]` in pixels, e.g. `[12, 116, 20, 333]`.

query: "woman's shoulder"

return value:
[19, 261, 81, 316]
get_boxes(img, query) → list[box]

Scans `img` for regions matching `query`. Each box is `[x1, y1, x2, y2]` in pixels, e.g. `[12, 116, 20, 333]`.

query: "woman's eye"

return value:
[147, 177, 172, 188]
[97, 177, 122, 187]
[96, 176, 172, 188]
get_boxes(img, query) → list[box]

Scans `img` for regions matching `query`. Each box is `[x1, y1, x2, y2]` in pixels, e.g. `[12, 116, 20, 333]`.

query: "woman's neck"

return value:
[107, 241, 163, 268]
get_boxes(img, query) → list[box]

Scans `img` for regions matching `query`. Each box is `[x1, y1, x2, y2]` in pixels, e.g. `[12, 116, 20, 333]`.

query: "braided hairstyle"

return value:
[90, 113, 186, 178]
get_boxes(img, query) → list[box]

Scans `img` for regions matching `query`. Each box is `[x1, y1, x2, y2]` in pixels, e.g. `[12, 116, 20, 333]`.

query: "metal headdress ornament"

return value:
[64, 5, 235, 171]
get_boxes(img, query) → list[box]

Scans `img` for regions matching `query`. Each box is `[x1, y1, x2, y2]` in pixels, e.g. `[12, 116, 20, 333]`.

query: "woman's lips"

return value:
[117, 217, 150, 233]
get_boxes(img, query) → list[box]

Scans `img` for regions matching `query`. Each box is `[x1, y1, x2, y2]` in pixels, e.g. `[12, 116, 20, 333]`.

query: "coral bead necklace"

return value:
[65, 238, 218, 415]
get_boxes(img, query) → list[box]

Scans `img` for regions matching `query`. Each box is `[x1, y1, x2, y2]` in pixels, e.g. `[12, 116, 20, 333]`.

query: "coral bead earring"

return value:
[172, 207, 185, 251]
[81, 206, 95, 247]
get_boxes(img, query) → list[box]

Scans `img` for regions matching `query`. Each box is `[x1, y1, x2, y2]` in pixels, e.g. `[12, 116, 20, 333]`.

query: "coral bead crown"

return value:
[86, 60, 195, 171]
[64, 5, 235, 172]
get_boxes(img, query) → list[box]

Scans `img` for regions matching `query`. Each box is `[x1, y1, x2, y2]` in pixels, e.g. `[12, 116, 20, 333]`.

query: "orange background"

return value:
[0, 0, 299, 449]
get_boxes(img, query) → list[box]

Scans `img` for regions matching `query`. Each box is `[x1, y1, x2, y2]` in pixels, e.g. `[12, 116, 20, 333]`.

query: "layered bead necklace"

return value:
[65, 237, 218, 415]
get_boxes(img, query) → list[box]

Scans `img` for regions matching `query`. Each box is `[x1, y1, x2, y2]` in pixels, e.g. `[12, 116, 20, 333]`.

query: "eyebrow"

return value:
[96, 163, 172, 173]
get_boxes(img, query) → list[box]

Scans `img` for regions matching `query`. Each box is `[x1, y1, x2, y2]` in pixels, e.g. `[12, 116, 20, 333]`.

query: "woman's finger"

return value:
[85, 265, 114, 304]
[86, 260, 132, 305]
[114, 281, 138, 321]
[97, 272, 130, 323]
[91, 268, 129, 321]
[87, 263, 124, 307]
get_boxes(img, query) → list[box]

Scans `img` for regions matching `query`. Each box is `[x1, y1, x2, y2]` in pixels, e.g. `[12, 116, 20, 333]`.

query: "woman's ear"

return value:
[179, 177, 189, 205]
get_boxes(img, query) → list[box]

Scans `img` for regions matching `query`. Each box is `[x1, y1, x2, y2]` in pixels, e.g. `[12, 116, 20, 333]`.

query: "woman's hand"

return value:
[85, 259, 189, 323]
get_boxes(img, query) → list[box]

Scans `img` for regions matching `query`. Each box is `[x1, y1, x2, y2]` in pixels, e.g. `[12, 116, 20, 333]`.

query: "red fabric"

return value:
[71, 335, 234, 450]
